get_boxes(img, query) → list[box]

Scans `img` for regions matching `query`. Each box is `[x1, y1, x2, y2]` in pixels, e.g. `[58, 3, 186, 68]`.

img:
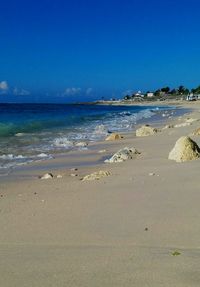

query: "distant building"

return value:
[135, 91, 145, 98]
[147, 92, 154, 98]
[186, 94, 197, 101]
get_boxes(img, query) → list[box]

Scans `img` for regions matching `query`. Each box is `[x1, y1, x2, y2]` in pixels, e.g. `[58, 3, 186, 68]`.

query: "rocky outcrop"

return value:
[168, 136, 200, 162]
[105, 147, 140, 163]
[82, 170, 110, 181]
[105, 133, 123, 141]
[136, 125, 158, 137]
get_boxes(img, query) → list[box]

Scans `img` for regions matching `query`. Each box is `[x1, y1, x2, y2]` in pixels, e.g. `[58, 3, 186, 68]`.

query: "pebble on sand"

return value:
[82, 170, 111, 181]
[105, 133, 123, 141]
[40, 173, 54, 180]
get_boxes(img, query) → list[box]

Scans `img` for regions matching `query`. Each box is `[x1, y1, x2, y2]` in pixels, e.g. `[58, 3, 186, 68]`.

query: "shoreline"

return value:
[0, 102, 189, 183]
[1, 100, 200, 286]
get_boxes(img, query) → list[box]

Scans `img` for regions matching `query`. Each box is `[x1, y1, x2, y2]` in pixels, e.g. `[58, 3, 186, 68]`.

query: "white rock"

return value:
[174, 123, 191, 128]
[56, 174, 63, 178]
[75, 142, 88, 147]
[40, 173, 53, 180]
[98, 149, 107, 153]
[105, 147, 140, 163]
[149, 172, 155, 176]
[70, 173, 78, 177]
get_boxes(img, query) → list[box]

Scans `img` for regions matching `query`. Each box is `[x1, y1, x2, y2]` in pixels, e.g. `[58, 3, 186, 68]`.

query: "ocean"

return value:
[0, 103, 183, 172]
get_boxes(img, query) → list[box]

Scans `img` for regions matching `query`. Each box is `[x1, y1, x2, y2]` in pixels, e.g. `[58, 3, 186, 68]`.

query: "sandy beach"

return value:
[1, 101, 200, 286]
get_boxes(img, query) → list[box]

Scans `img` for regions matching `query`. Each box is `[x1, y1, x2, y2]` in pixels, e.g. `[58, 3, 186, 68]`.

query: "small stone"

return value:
[70, 168, 78, 171]
[149, 172, 155, 176]
[40, 173, 53, 180]
[75, 142, 88, 147]
[82, 170, 110, 181]
[70, 173, 78, 177]
[162, 124, 174, 130]
[144, 227, 148, 231]
[98, 149, 107, 153]
[186, 118, 198, 123]
[56, 174, 62, 178]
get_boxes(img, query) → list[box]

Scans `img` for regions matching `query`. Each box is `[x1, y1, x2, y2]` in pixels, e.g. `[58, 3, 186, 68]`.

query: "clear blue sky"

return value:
[0, 0, 200, 102]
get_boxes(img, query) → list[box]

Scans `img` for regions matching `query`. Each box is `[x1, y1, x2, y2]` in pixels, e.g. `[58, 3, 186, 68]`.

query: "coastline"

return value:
[1, 100, 200, 286]
[0, 101, 189, 182]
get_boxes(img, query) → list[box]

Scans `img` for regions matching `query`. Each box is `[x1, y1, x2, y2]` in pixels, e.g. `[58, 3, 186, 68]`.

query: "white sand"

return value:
[1, 101, 200, 286]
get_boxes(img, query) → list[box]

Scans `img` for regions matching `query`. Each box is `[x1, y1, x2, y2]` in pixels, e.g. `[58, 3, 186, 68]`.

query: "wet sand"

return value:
[1, 101, 200, 286]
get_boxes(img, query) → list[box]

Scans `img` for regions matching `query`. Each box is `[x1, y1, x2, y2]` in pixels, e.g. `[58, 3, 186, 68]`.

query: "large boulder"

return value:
[82, 170, 110, 181]
[105, 133, 123, 141]
[105, 147, 140, 163]
[136, 125, 158, 137]
[168, 136, 200, 162]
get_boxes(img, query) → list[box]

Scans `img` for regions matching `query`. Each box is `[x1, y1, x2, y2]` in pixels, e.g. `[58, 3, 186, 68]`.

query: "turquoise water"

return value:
[0, 103, 181, 170]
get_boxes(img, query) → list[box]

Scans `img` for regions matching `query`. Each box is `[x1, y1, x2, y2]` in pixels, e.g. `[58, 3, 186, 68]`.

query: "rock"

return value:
[174, 122, 191, 128]
[163, 124, 174, 130]
[98, 149, 107, 153]
[168, 136, 200, 162]
[56, 174, 63, 178]
[192, 127, 200, 136]
[40, 173, 53, 180]
[105, 133, 123, 141]
[75, 142, 88, 147]
[70, 168, 78, 171]
[105, 147, 140, 163]
[82, 170, 110, 181]
[149, 172, 155, 176]
[186, 118, 198, 123]
[70, 173, 78, 177]
[136, 125, 158, 137]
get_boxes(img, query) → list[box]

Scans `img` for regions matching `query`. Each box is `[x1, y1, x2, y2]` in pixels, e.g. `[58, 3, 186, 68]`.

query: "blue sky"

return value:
[0, 0, 200, 102]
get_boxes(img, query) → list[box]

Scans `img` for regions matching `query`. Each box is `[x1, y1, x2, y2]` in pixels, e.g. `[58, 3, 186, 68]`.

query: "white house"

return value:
[147, 92, 154, 98]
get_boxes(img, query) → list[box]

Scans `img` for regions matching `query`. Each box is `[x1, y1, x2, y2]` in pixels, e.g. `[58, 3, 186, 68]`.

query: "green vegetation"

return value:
[123, 84, 200, 101]
[171, 251, 181, 256]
